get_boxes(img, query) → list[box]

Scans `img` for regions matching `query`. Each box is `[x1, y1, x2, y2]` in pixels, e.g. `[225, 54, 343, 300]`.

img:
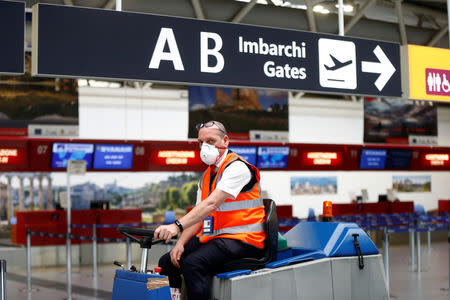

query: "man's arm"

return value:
[169, 221, 202, 268]
[154, 189, 232, 242]
[177, 221, 202, 245]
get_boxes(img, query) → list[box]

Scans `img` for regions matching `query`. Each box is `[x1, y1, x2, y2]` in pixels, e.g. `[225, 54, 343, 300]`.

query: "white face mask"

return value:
[200, 143, 221, 165]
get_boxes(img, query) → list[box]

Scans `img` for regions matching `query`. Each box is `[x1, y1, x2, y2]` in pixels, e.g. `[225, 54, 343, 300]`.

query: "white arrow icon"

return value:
[361, 45, 396, 91]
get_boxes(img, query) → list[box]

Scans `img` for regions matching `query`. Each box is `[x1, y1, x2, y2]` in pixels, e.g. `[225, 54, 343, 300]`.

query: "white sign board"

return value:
[67, 159, 86, 175]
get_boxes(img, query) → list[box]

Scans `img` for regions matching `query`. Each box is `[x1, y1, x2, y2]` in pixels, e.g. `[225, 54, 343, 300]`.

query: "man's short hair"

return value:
[196, 120, 228, 137]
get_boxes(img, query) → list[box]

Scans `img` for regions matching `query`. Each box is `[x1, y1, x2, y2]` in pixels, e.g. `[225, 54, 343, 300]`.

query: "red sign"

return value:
[149, 147, 204, 172]
[156, 150, 197, 165]
[302, 151, 343, 167]
[0, 148, 26, 165]
[423, 153, 449, 167]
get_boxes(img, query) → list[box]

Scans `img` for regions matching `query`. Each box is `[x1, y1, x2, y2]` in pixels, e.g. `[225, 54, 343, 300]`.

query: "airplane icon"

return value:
[324, 55, 353, 71]
[318, 38, 357, 89]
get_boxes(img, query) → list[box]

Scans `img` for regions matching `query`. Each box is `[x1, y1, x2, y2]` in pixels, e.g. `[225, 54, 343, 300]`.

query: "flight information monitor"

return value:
[51, 143, 94, 169]
[257, 146, 290, 169]
[386, 150, 412, 169]
[93, 144, 134, 170]
[228, 146, 257, 165]
[359, 149, 387, 169]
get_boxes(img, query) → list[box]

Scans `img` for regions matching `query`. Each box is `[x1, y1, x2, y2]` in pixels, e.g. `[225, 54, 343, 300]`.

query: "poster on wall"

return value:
[392, 175, 431, 193]
[0, 53, 78, 137]
[0, 172, 201, 213]
[290, 176, 337, 195]
[188, 86, 288, 139]
[363, 98, 437, 144]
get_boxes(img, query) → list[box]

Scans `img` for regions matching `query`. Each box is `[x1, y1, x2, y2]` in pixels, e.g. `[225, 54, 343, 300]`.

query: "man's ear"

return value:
[223, 135, 230, 147]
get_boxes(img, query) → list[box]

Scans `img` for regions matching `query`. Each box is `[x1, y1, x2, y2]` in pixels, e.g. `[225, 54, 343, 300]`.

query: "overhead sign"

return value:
[402, 45, 450, 102]
[32, 4, 401, 97]
[0, 0, 24, 74]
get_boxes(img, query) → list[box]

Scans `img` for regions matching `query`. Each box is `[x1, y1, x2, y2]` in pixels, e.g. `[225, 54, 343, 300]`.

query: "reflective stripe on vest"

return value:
[198, 152, 266, 248]
[216, 198, 263, 212]
[203, 222, 265, 236]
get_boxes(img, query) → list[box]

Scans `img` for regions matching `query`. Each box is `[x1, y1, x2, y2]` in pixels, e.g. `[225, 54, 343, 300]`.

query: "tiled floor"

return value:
[5, 241, 450, 299]
[388, 241, 449, 300]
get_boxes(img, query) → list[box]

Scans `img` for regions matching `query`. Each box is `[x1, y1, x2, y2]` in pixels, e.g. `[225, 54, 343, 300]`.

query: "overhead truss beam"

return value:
[344, 0, 377, 34]
[191, 0, 206, 19]
[394, 0, 408, 45]
[231, 0, 257, 23]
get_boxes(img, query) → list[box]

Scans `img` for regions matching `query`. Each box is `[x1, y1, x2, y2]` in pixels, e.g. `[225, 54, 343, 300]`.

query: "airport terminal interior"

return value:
[0, 0, 449, 299]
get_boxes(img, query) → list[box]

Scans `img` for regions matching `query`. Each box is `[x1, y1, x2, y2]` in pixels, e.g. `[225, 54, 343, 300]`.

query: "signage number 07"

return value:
[37, 145, 48, 155]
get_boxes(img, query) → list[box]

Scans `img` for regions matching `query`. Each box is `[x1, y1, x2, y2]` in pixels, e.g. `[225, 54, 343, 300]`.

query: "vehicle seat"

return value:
[222, 199, 278, 272]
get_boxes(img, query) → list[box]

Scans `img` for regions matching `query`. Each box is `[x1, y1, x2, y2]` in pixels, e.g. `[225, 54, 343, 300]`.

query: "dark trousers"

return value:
[158, 237, 263, 299]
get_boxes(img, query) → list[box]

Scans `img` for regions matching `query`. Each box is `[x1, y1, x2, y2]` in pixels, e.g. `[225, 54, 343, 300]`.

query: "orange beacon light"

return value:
[322, 201, 333, 222]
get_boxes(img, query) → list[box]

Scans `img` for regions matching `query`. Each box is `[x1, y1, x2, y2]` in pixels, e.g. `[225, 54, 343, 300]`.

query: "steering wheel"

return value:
[118, 226, 163, 246]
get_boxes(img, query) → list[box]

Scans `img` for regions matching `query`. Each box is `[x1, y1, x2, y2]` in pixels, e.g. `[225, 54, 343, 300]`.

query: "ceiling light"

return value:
[313, 4, 331, 14]
[313, 5, 324, 12]
[335, 4, 354, 12]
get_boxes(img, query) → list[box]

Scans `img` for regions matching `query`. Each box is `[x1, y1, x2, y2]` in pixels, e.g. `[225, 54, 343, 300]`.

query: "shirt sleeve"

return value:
[215, 161, 252, 199]
[195, 187, 201, 205]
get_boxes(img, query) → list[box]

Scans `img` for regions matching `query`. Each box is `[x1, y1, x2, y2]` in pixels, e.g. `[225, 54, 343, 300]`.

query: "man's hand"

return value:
[170, 243, 185, 268]
[154, 224, 180, 243]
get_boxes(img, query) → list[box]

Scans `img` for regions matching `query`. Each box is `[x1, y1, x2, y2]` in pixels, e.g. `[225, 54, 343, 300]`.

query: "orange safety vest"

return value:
[197, 152, 266, 249]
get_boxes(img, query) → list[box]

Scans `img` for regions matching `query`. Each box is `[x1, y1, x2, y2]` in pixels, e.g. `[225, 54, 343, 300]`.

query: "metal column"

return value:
[383, 228, 390, 293]
[409, 230, 415, 266]
[417, 231, 421, 272]
[0, 260, 6, 300]
[126, 237, 131, 270]
[337, 0, 344, 36]
[140, 249, 149, 273]
[448, 0, 450, 45]
[66, 171, 72, 300]
[447, 228, 449, 290]
[92, 223, 97, 278]
[26, 230, 31, 292]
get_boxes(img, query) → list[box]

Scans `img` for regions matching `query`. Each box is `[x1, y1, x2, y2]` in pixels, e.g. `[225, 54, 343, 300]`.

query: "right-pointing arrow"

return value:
[361, 45, 396, 91]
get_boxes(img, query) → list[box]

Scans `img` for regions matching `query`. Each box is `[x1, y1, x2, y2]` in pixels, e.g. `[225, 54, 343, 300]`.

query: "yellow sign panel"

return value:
[406, 45, 450, 102]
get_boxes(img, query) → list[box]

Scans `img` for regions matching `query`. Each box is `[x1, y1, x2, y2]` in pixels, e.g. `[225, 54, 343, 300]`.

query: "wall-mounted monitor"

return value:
[51, 143, 94, 169]
[257, 146, 290, 169]
[386, 150, 412, 169]
[359, 149, 387, 169]
[93, 144, 133, 170]
[229, 146, 257, 165]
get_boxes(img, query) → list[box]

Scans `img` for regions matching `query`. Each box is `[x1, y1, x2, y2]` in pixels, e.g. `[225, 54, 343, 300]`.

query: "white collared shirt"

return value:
[196, 148, 251, 203]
